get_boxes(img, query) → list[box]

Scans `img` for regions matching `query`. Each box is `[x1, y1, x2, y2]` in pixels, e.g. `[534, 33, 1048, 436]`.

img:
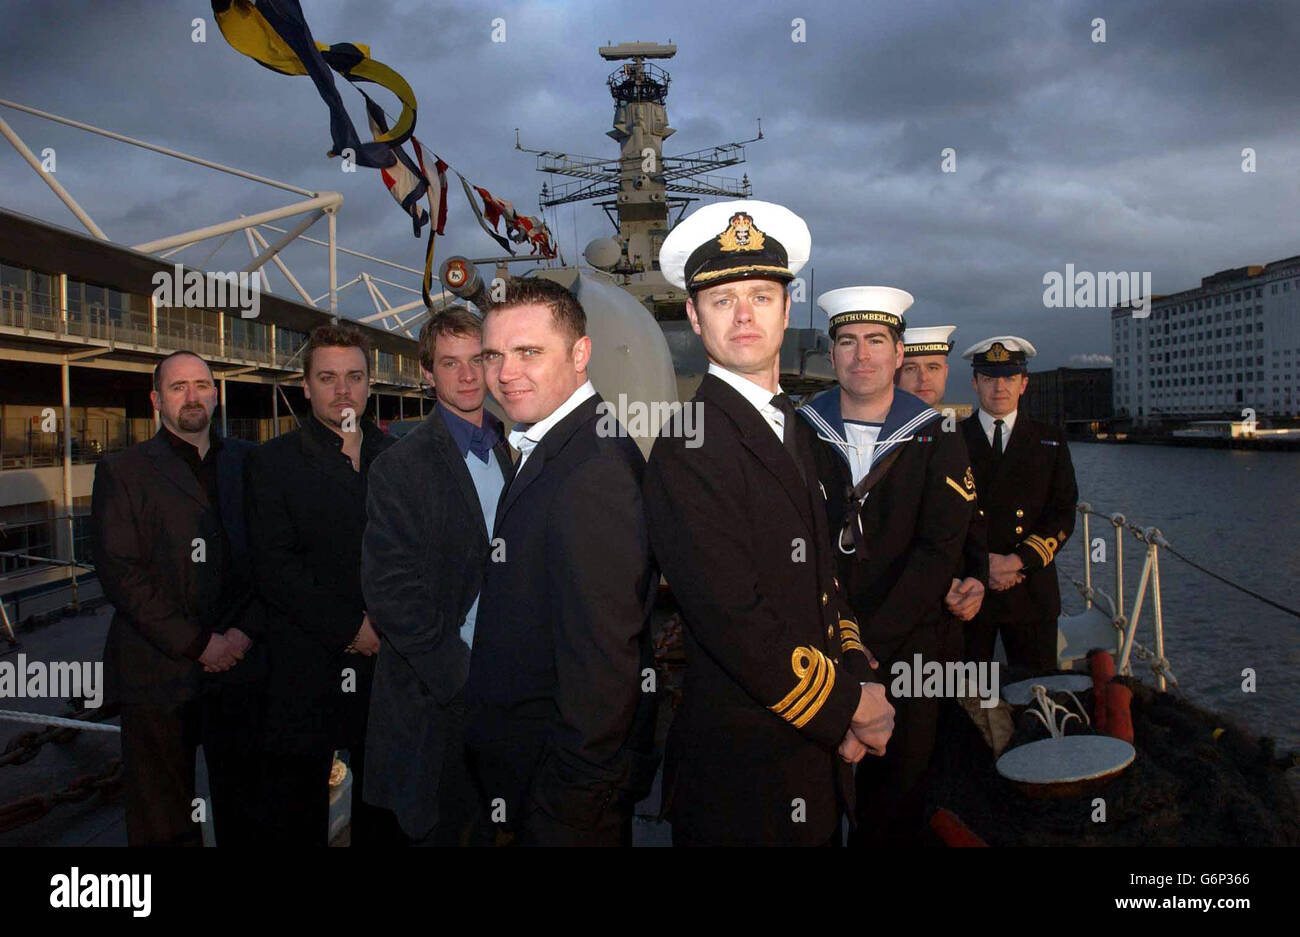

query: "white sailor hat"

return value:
[658, 199, 810, 291]
[960, 335, 1038, 375]
[902, 325, 957, 357]
[817, 286, 914, 337]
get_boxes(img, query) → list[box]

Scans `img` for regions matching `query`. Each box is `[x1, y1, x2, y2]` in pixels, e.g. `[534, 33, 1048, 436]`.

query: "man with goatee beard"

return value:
[92, 350, 266, 846]
[245, 323, 406, 846]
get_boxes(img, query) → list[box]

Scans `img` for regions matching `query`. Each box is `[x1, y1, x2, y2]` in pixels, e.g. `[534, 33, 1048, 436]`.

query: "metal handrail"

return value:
[1072, 503, 1175, 690]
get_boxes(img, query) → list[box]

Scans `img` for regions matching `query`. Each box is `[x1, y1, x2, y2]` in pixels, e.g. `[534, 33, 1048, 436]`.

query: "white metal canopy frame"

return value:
[0, 96, 473, 615]
[0, 97, 469, 338]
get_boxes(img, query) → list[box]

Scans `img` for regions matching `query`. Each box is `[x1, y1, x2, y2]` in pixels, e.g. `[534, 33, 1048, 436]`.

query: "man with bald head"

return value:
[92, 350, 266, 846]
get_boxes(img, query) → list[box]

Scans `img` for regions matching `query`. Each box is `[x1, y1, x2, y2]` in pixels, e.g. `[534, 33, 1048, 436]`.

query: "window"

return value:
[275, 326, 308, 362]
[0, 262, 58, 325]
[0, 502, 54, 573]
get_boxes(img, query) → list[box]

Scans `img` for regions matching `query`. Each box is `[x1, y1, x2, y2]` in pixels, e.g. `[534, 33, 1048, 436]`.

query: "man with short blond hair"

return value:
[645, 201, 895, 846]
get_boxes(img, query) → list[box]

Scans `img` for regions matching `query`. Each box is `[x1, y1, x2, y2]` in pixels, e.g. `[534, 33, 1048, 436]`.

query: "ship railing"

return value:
[1068, 503, 1176, 691]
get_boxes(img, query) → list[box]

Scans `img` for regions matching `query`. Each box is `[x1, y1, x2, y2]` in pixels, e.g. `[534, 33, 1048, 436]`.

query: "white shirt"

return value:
[978, 408, 1018, 453]
[508, 380, 597, 472]
[707, 363, 786, 442]
[843, 421, 883, 486]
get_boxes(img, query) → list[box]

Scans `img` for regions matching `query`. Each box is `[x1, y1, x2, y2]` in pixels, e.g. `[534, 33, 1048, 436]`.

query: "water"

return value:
[1055, 442, 1300, 752]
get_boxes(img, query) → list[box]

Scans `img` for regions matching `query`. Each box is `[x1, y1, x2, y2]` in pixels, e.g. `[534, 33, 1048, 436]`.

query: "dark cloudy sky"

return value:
[3, 0, 1299, 403]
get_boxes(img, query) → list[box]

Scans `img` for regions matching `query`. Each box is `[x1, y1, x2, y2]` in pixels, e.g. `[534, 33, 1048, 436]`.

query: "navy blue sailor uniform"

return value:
[900, 325, 990, 663]
[960, 411, 1078, 674]
[800, 386, 975, 845]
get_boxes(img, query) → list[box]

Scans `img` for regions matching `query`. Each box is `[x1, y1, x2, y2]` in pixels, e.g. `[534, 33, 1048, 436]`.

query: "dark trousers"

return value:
[966, 612, 1056, 674]
[518, 806, 631, 847]
[261, 741, 406, 846]
[261, 749, 332, 846]
[199, 682, 266, 847]
[119, 700, 203, 847]
[410, 702, 487, 847]
[850, 689, 941, 847]
[119, 687, 265, 847]
[465, 712, 627, 847]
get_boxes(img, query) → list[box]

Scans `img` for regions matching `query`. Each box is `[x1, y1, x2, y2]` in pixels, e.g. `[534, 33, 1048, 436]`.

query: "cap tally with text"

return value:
[817, 286, 914, 338]
[961, 335, 1038, 376]
[903, 324, 957, 358]
[658, 199, 810, 291]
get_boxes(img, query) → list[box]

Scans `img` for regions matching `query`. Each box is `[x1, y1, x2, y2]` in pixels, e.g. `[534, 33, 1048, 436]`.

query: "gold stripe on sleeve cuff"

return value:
[770, 647, 838, 729]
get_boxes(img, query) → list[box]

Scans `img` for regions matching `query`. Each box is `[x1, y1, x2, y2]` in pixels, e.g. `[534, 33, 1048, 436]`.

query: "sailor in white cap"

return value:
[798, 287, 978, 847]
[958, 336, 1078, 674]
[897, 325, 987, 629]
[644, 200, 894, 846]
[896, 325, 957, 409]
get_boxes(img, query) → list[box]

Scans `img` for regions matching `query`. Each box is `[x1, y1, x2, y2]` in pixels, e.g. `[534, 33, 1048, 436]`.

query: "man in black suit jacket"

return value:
[362, 309, 513, 845]
[244, 323, 403, 846]
[91, 350, 266, 846]
[958, 336, 1079, 674]
[465, 276, 658, 846]
[644, 200, 895, 846]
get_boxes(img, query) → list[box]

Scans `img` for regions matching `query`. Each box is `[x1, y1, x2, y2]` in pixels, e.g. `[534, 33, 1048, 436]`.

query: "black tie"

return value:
[992, 418, 1005, 458]
[771, 393, 808, 484]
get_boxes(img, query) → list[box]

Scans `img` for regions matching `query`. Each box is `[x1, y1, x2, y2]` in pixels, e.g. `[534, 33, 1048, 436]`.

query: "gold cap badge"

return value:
[986, 342, 1010, 362]
[717, 212, 766, 253]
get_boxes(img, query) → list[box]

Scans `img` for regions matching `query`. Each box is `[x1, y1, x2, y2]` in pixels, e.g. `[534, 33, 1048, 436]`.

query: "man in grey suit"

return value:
[361, 309, 513, 845]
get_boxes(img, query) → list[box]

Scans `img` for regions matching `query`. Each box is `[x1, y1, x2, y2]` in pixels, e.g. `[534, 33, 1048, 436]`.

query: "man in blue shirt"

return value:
[361, 308, 513, 845]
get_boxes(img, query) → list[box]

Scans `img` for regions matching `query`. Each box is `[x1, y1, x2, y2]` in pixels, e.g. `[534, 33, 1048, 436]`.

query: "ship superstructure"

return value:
[518, 41, 834, 397]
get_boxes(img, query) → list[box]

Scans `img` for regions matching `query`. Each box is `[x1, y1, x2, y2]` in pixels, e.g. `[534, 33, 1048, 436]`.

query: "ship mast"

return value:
[517, 41, 760, 315]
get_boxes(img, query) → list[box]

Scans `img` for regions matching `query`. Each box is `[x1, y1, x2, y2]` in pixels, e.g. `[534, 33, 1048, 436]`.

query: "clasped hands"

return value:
[199, 627, 251, 673]
[944, 576, 985, 620]
[988, 553, 1025, 592]
[837, 648, 895, 763]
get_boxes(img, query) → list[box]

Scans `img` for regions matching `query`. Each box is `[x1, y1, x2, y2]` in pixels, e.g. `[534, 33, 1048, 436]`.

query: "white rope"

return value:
[0, 709, 121, 733]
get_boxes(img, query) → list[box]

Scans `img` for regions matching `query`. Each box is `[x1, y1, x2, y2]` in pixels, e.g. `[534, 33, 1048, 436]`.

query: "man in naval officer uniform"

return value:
[959, 337, 1078, 674]
[643, 200, 896, 846]
[898, 325, 989, 659]
[799, 288, 977, 846]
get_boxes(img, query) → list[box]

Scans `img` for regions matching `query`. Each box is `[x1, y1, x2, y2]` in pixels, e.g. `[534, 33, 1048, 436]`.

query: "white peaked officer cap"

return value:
[902, 325, 957, 357]
[817, 286, 914, 337]
[659, 199, 810, 291]
[960, 335, 1038, 376]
